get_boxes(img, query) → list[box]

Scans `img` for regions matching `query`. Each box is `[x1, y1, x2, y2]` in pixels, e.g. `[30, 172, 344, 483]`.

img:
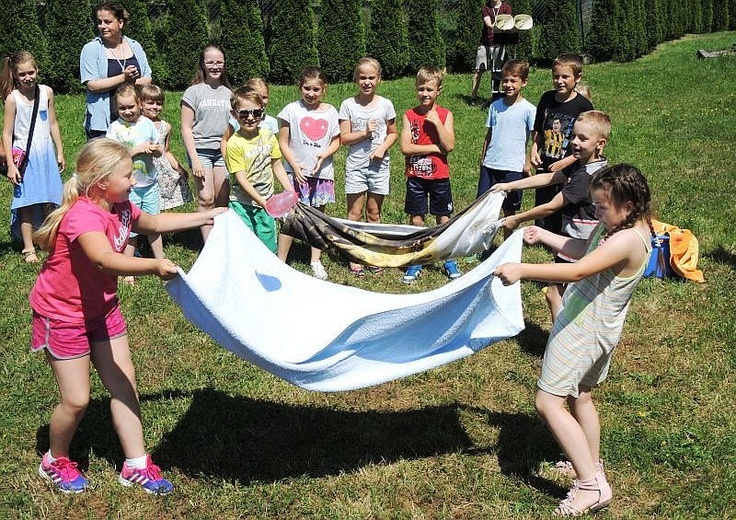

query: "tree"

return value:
[267, 0, 319, 85]
[41, 0, 93, 94]
[220, 0, 269, 86]
[317, 0, 366, 83]
[366, 0, 409, 79]
[644, 0, 664, 50]
[447, 0, 483, 73]
[512, 0, 534, 63]
[405, 0, 446, 71]
[120, 0, 167, 85]
[0, 0, 49, 75]
[537, 0, 580, 62]
[712, 0, 730, 31]
[162, 0, 209, 89]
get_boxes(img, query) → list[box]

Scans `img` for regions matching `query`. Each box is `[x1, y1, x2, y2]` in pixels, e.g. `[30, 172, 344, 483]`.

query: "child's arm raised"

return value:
[78, 231, 178, 279]
[133, 207, 226, 236]
[400, 113, 441, 157]
[547, 154, 577, 173]
[503, 191, 567, 231]
[425, 108, 455, 154]
[339, 117, 373, 146]
[492, 170, 567, 193]
[495, 227, 643, 285]
[371, 117, 398, 161]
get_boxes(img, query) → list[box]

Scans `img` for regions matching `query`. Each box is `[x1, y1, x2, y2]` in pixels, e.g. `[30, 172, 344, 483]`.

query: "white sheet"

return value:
[166, 212, 525, 391]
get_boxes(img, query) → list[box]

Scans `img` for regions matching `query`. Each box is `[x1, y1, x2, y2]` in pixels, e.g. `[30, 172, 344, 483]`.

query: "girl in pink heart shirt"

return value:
[276, 66, 340, 280]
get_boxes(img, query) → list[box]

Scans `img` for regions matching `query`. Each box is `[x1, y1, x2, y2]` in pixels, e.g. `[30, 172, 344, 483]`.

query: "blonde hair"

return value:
[114, 83, 138, 103]
[230, 86, 263, 109]
[575, 110, 612, 141]
[0, 51, 37, 101]
[353, 57, 382, 83]
[576, 83, 592, 101]
[34, 139, 131, 251]
[137, 83, 164, 104]
[244, 77, 269, 95]
[416, 67, 444, 87]
[553, 53, 584, 77]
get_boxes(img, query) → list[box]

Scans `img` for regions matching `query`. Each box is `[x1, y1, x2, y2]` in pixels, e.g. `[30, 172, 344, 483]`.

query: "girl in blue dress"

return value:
[1, 51, 65, 263]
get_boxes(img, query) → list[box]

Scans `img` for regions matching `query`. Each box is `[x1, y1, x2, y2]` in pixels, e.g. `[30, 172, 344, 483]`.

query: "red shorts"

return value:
[31, 303, 127, 360]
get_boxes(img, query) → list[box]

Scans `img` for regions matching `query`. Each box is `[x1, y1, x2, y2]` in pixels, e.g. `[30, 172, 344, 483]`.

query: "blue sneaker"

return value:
[38, 452, 89, 493]
[119, 455, 174, 495]
[402, 265, 423, 284]
[443, 260, 462, 280]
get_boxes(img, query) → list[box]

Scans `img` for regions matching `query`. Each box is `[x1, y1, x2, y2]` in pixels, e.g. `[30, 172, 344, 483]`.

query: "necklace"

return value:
[108, 42, 127, 71]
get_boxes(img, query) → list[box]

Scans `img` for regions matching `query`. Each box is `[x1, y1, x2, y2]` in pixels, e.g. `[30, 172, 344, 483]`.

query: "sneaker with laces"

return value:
[402, 265, 423, 284]
[310, 262, 328, 280]
[38, 452, 89, 493]
[442, 260, 462, 280]
[118, 455, 174, 495]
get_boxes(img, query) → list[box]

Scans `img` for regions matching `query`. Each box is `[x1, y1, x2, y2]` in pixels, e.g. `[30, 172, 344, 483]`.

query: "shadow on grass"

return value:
[36, 388, 560, 496]
[513, 319, 549, 358]
[706, 245, 736, 270]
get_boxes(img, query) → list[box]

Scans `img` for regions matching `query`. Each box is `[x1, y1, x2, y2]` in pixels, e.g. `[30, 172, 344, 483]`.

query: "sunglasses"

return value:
[236, 109, 264, 120]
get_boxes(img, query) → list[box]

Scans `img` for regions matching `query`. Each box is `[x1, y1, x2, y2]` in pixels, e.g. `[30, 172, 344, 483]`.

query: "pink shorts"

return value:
[31, 303, 127, 360]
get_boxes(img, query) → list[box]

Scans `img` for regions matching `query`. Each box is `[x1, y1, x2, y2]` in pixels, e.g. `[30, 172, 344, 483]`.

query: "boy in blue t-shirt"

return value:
[477, 59, 535, 240]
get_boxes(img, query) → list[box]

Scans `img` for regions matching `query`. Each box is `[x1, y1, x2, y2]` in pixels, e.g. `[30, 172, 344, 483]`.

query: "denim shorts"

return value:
[190, 148, 226, 169]
[31, 303, 127, 360]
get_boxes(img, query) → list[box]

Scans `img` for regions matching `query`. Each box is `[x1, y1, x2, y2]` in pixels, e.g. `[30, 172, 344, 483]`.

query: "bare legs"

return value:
[346, 192, 384, 272]
[46, 335, 147, 461]
[19, 205, 40, 262]
[536, 387, 609, 512]
[195, 165, 229, 242]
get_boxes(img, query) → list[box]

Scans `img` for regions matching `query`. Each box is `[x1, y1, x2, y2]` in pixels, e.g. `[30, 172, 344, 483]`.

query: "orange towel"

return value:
[652, 220, 705, 283]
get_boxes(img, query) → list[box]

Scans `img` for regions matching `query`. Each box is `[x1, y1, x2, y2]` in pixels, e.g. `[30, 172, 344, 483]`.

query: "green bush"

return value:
[317, 0, 366, 83]
[702, 0, 714, 31]
[366, 0, 409, 79]
[712, 0, 730, 31]
[0, 0, 49, 75]
[536, 0, 580, 62]
[513, 0, 534, 62]
[41, 0, 93, 94]
[405, 0, 446, 71]
[162, 0, 209, 89]
[220, 0, 269, 86]
[267, 0, 319, 85]
[120, 0, 167, 85]
[446, 0, 483, 73]
[644, 0, 664, 50]
[586, 0, 619, 61]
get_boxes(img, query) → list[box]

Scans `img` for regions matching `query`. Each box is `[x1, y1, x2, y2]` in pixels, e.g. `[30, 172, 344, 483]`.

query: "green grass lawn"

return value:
[1, 32, 735, 518]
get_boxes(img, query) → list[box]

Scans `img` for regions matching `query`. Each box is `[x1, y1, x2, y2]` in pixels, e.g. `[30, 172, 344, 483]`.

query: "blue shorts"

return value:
[190, 148, 226, 169]
[129, 183, 160, 238]
[478, 167, 524, 212]
[404, 177, 453, 217]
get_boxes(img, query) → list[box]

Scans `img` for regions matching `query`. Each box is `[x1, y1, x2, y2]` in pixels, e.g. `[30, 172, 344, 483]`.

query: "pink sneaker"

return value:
[118, 455, 174, 495]
[38, 452, 89, 493]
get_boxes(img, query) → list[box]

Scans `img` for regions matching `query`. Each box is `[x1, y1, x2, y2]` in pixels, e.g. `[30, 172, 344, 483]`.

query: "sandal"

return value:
[553, 469, 612, 516]
[366, 266, 383, 275]
[22, 248, 39, 263]
[349, 265, 366, 278]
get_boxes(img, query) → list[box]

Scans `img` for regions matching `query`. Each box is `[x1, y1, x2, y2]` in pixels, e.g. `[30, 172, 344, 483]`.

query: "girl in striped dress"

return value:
[494, 164, 654, 516]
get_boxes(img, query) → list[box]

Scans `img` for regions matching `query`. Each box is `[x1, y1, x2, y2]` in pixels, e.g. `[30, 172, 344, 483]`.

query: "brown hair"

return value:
[0, 51, 37, 101]
[501, 59, 530, 81]
[299, 66, 328, 88]
[95, 2, 129, 24]
[590, 164, 653, 240]
[191, 43, 231, 88]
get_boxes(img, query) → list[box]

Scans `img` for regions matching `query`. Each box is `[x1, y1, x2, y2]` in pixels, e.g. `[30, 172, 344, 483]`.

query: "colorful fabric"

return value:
[651, 220, 705, 283]
[280, 190, 505, 268]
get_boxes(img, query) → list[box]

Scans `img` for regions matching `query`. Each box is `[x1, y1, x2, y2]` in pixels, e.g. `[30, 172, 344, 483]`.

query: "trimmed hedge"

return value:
[0, 0, 49, 75]
[405, 0, 446, 71]
[42, 0, 93, 94]
[267, 0, 319, 85]
[221, 0, 269, 86]
[163, 0, 209, 89]
[366, 0, 410, 79]
[317, 0, 366, 84]
[536, 0, 580, 62]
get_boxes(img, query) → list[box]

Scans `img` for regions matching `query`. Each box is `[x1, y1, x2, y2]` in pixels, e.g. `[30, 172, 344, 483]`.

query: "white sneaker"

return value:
[311, 262, 328, 280]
